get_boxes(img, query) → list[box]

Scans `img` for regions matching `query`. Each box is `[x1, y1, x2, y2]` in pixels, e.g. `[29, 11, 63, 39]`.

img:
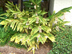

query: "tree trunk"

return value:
[18, 0, 23, 11]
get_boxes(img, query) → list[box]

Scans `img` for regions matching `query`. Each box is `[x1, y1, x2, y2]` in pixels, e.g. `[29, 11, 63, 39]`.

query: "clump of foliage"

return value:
[0, 0, 72, 54]
[48, 26, 72, 54]
[0, 26, 16, 46]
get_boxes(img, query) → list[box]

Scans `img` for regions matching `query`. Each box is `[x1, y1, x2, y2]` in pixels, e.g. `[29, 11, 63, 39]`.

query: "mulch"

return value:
[0, 42, 52, 54]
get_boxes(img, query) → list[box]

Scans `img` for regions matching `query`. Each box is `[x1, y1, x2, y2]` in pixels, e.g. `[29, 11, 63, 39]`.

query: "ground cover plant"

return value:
[48, 26, 72, 54]
[0, 0, 72, 54]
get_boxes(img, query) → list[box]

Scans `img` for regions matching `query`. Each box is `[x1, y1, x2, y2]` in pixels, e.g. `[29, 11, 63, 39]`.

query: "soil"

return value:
[0, 42, 52, 54]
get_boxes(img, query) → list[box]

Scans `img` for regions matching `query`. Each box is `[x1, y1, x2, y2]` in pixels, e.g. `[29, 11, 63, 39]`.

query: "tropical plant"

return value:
[0, 0, 72, 54]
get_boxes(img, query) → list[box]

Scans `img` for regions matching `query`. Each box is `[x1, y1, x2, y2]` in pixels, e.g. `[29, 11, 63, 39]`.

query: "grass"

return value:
[48, 25, 72, 54]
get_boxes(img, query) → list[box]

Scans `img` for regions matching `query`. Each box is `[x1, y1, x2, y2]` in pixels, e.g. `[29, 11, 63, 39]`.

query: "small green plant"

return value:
[0, 0, 72, 54]
[48, 26, 72, 54]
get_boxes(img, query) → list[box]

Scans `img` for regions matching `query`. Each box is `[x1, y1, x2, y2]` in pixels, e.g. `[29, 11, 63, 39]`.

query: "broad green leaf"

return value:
[10, 21, 16, 29]
[10, 34, 17, 41]
[15, 37, 20, 44]
[13, 21, 19, 31]
[41, 26, 51, 33]
[28, 17, 36, 25]
[31, 26, 39, 35]
[17, 23, 21, 31]
[0, 20, 8, 25]
[39, 16, 47, 25]
[40, 33, 47, 43]
[20, 25, 24, 32]
[41, 11, 47, 15]
[38, 37, 44, 44]
[47, 33, 55, 42]
[30, 33, 38, 40]
[37, 0, 42, 4]
[25, 29, 28, 34]
[4, 22, 8, 28]
[16, 5, 20, 12]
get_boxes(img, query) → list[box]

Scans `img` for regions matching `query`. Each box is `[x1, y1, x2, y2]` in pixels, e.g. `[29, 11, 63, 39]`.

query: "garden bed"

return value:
[0, 42, 52, 54]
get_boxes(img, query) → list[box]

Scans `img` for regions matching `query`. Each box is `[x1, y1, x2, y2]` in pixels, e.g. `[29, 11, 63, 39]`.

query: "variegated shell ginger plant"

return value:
[0, 1, 72, 54]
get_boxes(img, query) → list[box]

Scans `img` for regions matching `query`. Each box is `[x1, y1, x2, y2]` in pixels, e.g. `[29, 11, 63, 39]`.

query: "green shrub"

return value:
[0, 1, 72, 54]
[48, 26, 72, 54]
